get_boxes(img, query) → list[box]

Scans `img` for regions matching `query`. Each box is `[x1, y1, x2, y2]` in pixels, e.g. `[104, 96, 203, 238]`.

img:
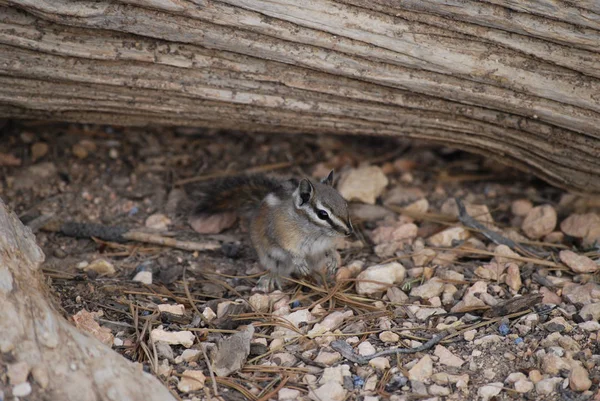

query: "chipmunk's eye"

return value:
[317, 209, 329, 220]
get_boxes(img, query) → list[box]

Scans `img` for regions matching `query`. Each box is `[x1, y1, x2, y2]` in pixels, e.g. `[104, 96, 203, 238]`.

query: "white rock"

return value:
[569, 365, 592, 392]
[560, 213, 600, 245]
[177, 370, 206, 392]
[505, 263, 522, 292]
[309, 381, 347, 401]
[319, 365, 351, 385]
[450, 281, 488, 313]
[356, 262, 406, 295]
[536, 378, 563, 395]
[478, 383, 503, 401]
[522, 205, 557, 239]
[202, 307, 216, 321]
[494, 245, 523, 267]
[434, 345, 464, 367]
[180, 349, 202, 363]
[157, 304, 185, 316]
[379, 331, 400, 343]
[151, 328, 195, 348]
[314, 351, 342, 365]
[541, 354, 570, 375]
[337, 166, 389, 204]
[82, 258, 116, 276]
[514, 379, 534, 393]
[580, 302, 600, 321]
[505, 372, 527, 383]
[408, 355, 433, 382]
[463, 329, 477, 342]
[279, 388, 301, 400]
[579, 321, 600, 331]
[308, 310, 353, 338]
[431, 373, 470, 386]
[132, 270, 152, 284]
[429, 384, 450, 396]
[12, 382, 32, 397]
[249, 293, 271, 312]
[358, 341, 376, 356]
[511, 199, 533, 216]
[427, 226, 470, 247]
[369, 357, 390, 371]
[145, 213, 172, 230]
[410, 278, 445, 299]
[559, 250, 598, 273]
[474, 335, 503, 346]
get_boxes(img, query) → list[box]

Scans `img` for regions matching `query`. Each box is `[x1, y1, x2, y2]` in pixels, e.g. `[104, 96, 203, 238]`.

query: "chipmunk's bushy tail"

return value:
[189, 174, 296, 216]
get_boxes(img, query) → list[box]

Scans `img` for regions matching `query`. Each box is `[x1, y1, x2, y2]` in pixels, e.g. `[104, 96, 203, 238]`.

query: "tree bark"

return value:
[0, 0, 599, 193]
[0, 198, 176, 401]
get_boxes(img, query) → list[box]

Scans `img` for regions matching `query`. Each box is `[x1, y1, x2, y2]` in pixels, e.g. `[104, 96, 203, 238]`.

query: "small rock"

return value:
[383, 186, 425, 206]
[463, 330, 476, 342]
[72, 309, 114, 346]
[569, 365, 592, 392]
[505, 263, 522, 292]
[494, 245, 523, 267]
[410, 278, 445, 299]
[309, 381, 347, 401]
[580, 303, 600, 321]
[7, 362, 30, 385]
[429, 384, 451, 396]
[427, 226, 470, 247]
[337, 166, 388, 204]
[319, 365, 351, 385]
[541, 354, 570, 375]
[358, 341, 376, 356]
[12, 382, 32, 397]
[12, 162, 57, 190]
[404, 198, 429, 214]
[249, 293, 271, 313]
[202, 307, 216, 321]
[72, 143, 89, 159]
[180, 349, 202, 363]
[562, 282, 600, 305]
[308, 310, 352, 338]
[529, 370, 543, 383]
[514, 379, 534, 393]
[212, 325, 254, 376]
[450, 281, 487, 313]
[355, 262, 406, 295]
[349, 204, 395, 221]
[536, 378, 563, 395]
[150, 328, 195, 348]
[387, 287, 409, 304]
[279, 388, 301, 400]
[157, 304, 185, 316]
[132, 270, 153, 285]
[579, 321, 600, 331]
[474, 262, 505, 281]
[145, 213, 172, 231]
[273, 352, 297, 367]
[561, 213, 600, 244]
[412, 248, 437, 267]
[177, 370, 206, 392]
[314, 351, 342, 366]
[522, 205, 557, 239]
[371, 222, 418, 245]
[506, 372, 527, 383]
[560, 250, 598, 273]
[31, 142, 49, 161]
[0, 152, 21, 166]
[478, 383, 503, 401]
[544, 317, 573, 333]
[189, 211, 237, 234]
[408, 355, 433, 382]
[155, 341, 174, 361]
[113, 337, 124, 347]
[81, 258, 116, 276]
[512, 199, 533, 216]
[540, 287, 562, 305]
[431, 372, 470, 386]
[369, 357, 390, 371]
[380, 331, 400, 343]
[434, 345, 464, 367]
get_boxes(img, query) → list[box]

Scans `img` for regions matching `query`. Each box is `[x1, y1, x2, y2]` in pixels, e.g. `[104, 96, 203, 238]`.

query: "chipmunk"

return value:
[191, 171, 353, 291]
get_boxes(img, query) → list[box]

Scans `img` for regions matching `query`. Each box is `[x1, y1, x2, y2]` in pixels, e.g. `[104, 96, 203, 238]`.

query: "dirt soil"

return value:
[1, 121, 599, 401]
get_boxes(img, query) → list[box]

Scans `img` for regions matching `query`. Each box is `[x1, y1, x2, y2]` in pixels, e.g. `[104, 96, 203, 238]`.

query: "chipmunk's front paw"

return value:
[257, 273, 282, 292]
[294, 258, 311, 276]
[325, 251, 338, 276]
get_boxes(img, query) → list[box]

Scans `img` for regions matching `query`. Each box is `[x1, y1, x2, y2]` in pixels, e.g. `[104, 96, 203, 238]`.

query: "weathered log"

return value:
[0, 1, 599, 193]
[0, 198, 176, 401]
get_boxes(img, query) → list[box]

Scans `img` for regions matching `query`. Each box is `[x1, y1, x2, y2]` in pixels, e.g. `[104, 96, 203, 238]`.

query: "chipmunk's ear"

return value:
[321, 170, 334, 186]
[295, 178, 314, 206]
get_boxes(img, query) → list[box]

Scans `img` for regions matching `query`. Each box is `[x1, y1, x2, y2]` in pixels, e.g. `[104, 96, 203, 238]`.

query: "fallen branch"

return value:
[330, 330, 449, 364]
[43, 221, 221, 252]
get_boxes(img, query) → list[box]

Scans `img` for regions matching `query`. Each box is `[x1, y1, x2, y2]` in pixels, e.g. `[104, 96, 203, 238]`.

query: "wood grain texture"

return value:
[0, 0, 599, 192]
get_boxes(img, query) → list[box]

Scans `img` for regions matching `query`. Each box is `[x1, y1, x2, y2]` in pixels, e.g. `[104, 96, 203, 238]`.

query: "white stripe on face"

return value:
[316, 201, 349, 232]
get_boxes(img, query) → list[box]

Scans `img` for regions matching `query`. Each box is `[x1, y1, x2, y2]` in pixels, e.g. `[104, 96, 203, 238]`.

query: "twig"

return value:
[201, 344, 219, 397]
[46, 221, 220, 252]
[331, 330, 449, 364]
[455, 198, 546, 258]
